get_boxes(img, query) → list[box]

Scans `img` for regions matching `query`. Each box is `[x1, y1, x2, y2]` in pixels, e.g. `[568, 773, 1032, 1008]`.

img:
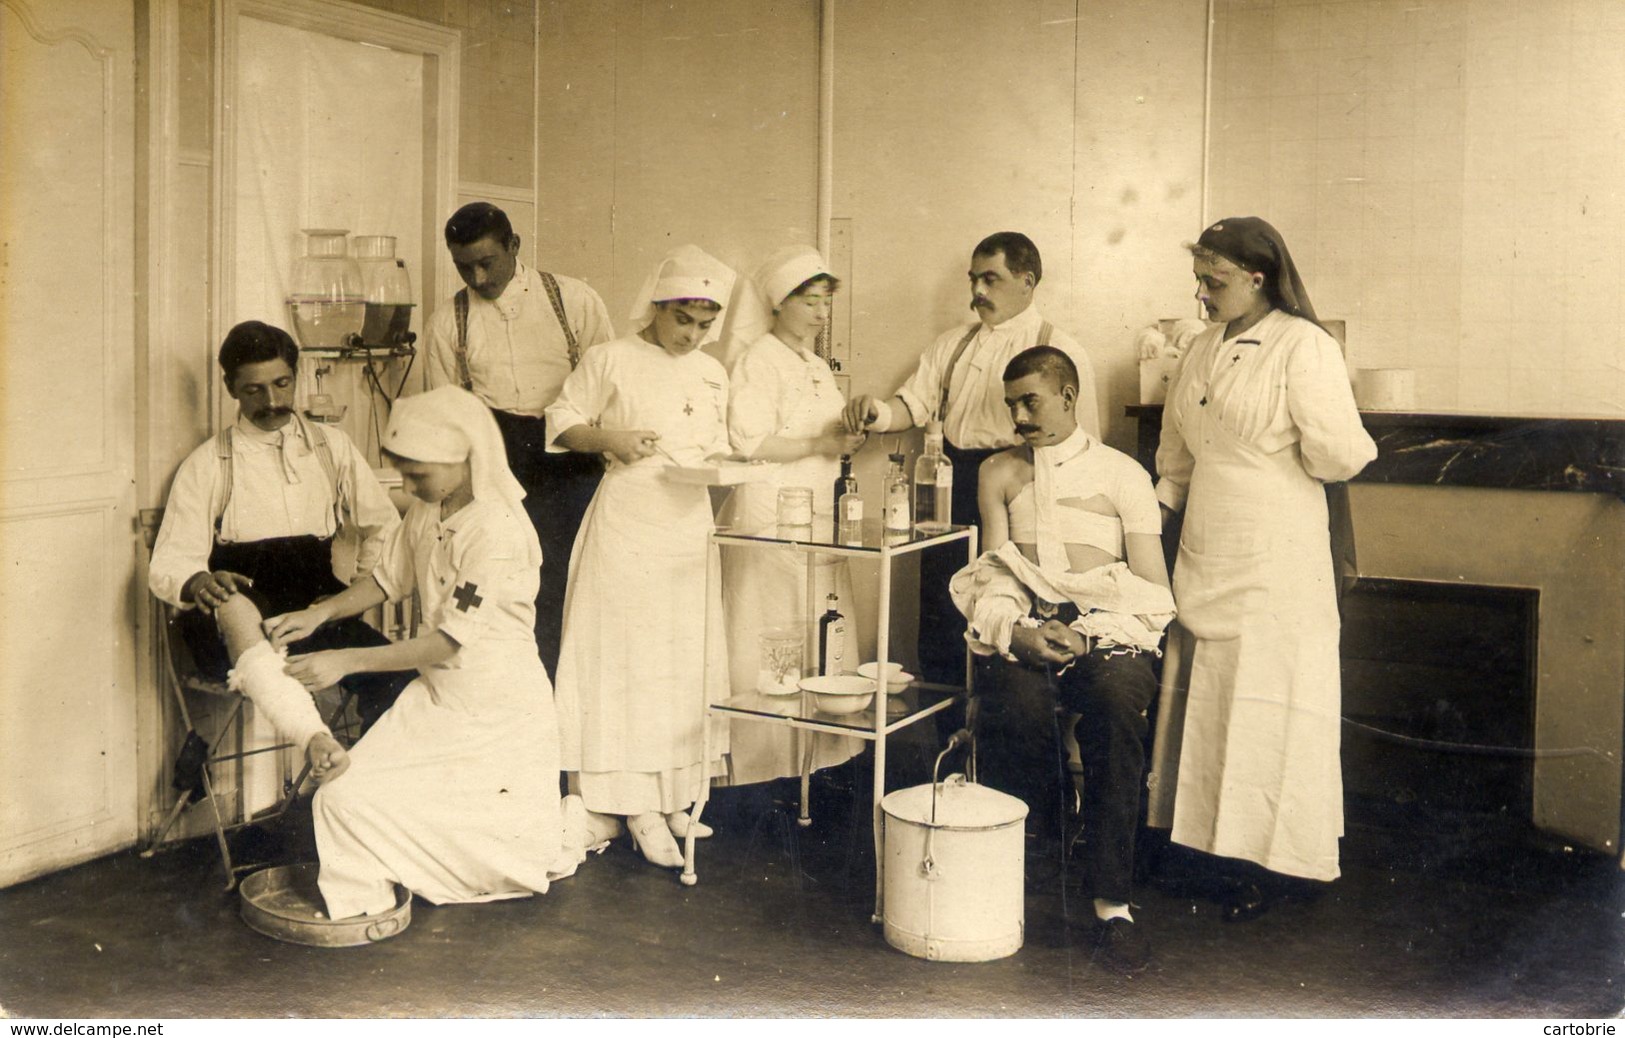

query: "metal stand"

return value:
[683, 518, 978, 923]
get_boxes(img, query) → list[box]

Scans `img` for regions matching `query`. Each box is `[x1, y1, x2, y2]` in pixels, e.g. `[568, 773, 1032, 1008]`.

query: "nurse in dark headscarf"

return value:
[1146, 216, 1377, 920]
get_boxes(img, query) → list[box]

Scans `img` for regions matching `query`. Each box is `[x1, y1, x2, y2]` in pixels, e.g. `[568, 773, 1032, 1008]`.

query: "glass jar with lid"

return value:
[352, 234, 415, 347]
[285, 229, 365, 350]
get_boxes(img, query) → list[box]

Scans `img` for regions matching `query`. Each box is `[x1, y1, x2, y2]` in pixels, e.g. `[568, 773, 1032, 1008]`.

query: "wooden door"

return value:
[0, 0, 139, 887]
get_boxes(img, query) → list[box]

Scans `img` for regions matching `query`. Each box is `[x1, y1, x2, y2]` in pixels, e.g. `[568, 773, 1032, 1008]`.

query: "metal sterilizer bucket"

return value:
[880, 736, 1028, 962]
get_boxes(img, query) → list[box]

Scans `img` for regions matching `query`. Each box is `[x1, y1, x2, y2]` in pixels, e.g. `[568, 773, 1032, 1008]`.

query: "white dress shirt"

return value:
[894, 305, 1101, 449]
[148, 414, 400, 609]
[425, 261, 614, 416]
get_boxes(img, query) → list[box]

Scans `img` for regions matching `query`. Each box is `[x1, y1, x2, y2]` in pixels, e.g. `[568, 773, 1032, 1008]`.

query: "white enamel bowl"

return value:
[800, 674, 875, 715]
[857, 661, 914, 695]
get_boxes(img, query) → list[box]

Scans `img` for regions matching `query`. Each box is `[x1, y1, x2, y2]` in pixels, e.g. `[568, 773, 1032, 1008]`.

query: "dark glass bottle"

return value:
[818, 592, 848, 676]
[834, 454, 858, 508]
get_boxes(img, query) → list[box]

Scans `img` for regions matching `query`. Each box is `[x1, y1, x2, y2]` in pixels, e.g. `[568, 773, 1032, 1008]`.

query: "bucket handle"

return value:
[929, 728, 972, 826]
[920, 729, 973, 879]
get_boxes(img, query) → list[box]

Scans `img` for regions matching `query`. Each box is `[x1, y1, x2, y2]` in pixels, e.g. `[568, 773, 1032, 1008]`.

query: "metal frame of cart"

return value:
[681, 517, 978, 922]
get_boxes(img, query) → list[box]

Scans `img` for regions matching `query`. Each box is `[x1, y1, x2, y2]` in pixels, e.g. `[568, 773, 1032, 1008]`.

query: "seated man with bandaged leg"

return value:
[150, 321, 412, 746]
[950, 345, 1175, 975]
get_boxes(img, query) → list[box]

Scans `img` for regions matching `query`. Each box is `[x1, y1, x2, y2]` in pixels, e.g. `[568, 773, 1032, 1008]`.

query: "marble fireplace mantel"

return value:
[1124, 406, 1625, 858]
[1123, 406, 1625, 499]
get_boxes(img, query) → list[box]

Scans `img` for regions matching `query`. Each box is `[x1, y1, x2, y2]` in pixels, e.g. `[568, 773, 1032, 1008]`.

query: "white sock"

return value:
[1094, 899, 1133, 923]
[227, 641, 329, 750]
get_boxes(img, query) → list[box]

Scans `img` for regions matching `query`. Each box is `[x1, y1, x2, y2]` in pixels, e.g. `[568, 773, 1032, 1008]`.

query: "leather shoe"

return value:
[628, 812, 684, 869]
[665, 810, 713, 840]
[1220, 880, 1269, 923]
[1091, 917, 1151, 974]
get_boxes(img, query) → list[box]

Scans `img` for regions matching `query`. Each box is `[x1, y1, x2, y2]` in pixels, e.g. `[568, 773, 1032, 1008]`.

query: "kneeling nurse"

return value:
[267, 386, 595, 919]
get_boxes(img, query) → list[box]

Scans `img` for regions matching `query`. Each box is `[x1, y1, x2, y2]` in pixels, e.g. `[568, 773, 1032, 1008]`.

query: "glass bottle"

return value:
[352, 234, 415, 347]
[833, 455, 857, 512]
[914, 420, 954, 532]
[818, 593, 849, 676]
[883, 452, 911, 535]
[285, 229, 365, 350]
[836, 456, 864, 544]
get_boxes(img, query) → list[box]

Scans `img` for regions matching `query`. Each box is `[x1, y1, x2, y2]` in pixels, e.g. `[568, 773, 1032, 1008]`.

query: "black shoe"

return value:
[1091, 916, 1151, 974]
[1220, 879, 1269, 923]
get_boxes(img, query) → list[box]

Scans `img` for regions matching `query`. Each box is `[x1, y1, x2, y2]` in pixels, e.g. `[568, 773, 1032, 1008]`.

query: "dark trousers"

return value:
[917, 441, 999, 684]
[488, 409, 602, 681]
[973, 646, 1157, 904]
[176, 534, 410, 732]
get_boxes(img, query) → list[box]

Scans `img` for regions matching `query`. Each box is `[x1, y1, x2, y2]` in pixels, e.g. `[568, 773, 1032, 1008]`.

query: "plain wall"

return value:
[536, 0, 822, 331]
[1207, 0, 1625, 417]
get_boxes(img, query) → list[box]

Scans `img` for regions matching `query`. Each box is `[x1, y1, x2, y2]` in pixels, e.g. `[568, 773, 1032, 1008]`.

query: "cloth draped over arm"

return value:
[950, 542, 1176, 659]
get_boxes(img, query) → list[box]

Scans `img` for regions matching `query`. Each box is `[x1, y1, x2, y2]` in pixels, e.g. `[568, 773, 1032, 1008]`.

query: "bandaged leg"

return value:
[215, 595, 346, 784]
[227, 642, 328, 749]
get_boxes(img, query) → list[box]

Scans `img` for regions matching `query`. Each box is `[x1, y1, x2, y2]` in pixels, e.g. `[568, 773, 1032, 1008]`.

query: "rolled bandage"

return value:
[870, 399, 894, 430]
[226, 641, 329, 751]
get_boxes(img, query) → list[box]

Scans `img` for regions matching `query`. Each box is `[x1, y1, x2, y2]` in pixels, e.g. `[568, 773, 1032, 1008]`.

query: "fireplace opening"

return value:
[1340, 578, 1540, 842]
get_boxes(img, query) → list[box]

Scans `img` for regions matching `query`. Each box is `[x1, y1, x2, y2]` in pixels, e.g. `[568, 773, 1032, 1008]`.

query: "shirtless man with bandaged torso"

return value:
[950, 345, 1175, 975]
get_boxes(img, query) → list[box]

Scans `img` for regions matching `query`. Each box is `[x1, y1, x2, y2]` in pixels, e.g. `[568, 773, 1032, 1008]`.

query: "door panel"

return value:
[0, 0, 138, 887]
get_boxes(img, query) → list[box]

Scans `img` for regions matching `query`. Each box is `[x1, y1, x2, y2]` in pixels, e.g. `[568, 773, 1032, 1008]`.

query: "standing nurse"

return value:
[546, 245, 735, 870]
[1148, 217, 1376, 919]
[722, 246, 866, 784]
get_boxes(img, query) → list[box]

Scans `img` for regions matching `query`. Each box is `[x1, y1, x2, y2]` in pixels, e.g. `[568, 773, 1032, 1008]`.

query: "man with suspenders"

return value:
[150, 321, 411, 733]
[843, 232, 1101, 686]
[424, 202, 614, 679]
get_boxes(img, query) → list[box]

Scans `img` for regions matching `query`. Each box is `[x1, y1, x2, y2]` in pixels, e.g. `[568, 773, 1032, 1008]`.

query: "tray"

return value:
[239, 862, 410, 947]
[662, 461, 771, 486]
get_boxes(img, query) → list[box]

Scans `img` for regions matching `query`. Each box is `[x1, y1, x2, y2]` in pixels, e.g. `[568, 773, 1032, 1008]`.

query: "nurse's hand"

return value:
[606, 429, 662, 465]
[264, 605, 332, 650]
[284, 649, 354, 693]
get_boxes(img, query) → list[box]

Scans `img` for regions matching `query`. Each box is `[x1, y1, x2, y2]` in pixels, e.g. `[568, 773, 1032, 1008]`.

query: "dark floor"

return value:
[2, 761, 1623, 1019]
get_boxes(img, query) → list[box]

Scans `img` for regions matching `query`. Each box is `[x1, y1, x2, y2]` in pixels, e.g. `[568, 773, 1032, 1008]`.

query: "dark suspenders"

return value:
[453, 271, 580, 394]
[213, 421, 343, 534]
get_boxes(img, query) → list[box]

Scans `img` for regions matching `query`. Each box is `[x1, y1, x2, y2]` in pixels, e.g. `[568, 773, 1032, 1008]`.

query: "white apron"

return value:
[1147, 319, 1355, 882]
[556, 469, 730, 815]
[721, 338, 861, 785]
[314, 501, 568, 919]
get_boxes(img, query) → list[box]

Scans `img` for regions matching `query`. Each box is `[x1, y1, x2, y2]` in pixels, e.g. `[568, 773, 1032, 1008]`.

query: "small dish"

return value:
[857, 661, 914, 694]
[799, 674, 875, 715]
